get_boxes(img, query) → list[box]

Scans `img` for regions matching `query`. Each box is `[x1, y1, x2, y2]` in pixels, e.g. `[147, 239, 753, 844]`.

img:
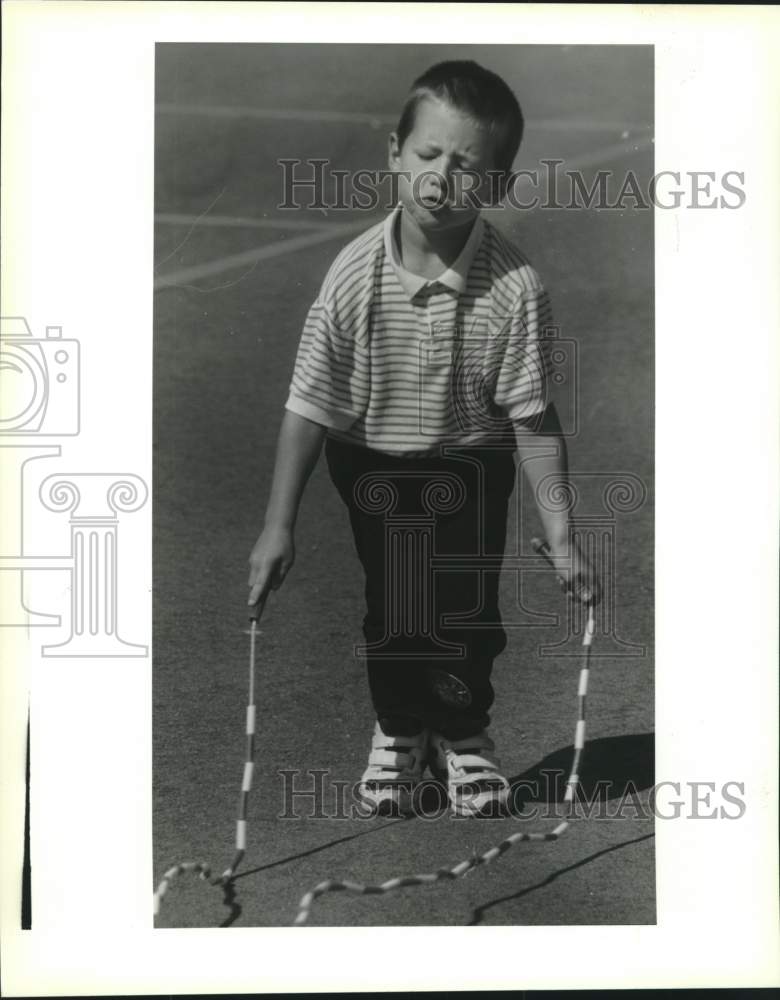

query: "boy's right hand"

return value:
[247, 525, 295, 608]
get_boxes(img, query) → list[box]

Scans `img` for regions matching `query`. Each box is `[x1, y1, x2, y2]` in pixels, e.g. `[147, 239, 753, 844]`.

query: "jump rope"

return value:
[153, 537, 596, 925]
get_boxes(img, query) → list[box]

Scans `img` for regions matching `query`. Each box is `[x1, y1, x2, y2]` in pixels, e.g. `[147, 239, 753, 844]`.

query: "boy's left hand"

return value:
[548, 538, 602, 607]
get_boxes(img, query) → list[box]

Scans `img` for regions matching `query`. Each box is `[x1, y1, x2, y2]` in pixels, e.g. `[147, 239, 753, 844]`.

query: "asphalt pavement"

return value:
[152, 42, 655, 928]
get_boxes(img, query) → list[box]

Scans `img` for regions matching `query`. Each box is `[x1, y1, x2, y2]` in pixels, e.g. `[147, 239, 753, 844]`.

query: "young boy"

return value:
[248, 61, 599, 817]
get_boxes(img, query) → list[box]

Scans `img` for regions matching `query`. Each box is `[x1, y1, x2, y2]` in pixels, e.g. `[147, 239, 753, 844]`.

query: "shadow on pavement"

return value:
[467, 831, 655, 925]
[217, 877, 241, 928]
[508, 731, 655, 813]
[218, 816, 410, 926]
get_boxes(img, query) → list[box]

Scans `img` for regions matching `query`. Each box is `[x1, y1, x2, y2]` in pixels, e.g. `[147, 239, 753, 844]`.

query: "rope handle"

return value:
[531, 536, 598, 607]
[248, 592, 268, 622]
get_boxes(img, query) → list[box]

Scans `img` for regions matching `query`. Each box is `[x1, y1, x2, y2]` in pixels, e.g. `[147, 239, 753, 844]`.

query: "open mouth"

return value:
[418, 195, 451, 213]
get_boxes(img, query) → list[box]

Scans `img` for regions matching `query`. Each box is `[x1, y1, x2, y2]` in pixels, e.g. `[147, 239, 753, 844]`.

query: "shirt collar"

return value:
[383, 204, 484, 301]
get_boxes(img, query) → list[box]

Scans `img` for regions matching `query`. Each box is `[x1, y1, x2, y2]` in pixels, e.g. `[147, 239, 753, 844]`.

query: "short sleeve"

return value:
[491, 284, 553, 422]
[285, 298, 369, 430]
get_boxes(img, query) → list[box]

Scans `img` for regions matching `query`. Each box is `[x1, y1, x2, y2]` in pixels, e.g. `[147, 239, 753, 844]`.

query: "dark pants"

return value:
[325, 437, 516, 739]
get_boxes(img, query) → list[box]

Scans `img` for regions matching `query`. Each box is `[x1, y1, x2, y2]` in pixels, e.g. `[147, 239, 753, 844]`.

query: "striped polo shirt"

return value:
[285, 205, 553, 456]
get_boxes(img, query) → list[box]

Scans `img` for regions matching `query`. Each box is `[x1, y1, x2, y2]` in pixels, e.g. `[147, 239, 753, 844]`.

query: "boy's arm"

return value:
[513, 403, 601, 604]
[247, 409, 327, 607]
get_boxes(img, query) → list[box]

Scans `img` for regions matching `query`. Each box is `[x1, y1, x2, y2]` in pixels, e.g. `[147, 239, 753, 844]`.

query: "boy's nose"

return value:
[423, 166, 452, 200]
[436, 158, 457, 186]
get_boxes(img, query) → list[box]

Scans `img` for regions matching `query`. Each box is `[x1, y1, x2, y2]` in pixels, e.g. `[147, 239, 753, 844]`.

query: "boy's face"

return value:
[388, 96, 499, 236]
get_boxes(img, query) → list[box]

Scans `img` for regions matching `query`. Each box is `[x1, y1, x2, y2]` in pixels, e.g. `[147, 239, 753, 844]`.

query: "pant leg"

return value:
[325, 438, 516, 737]
[420, 446, 516, 737]
[325, 438, 428, 731]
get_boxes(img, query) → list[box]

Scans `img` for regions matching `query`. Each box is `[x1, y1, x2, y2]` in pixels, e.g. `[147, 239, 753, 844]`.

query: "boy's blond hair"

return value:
[395, 60, 525, 175]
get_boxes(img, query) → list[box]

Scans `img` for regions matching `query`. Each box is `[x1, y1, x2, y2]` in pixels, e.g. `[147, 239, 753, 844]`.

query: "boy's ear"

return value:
[388, 132, 401, 170]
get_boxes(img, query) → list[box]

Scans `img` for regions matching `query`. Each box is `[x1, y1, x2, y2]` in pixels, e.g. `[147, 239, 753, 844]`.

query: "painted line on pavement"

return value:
[154, 135, 653, 291]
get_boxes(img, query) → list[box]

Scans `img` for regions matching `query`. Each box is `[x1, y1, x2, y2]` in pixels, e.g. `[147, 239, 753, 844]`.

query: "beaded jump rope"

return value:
[153, 538, 596, 924]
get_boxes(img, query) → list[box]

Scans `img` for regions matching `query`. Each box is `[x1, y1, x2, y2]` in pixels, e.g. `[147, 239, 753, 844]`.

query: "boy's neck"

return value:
[397, 210, 477, 280]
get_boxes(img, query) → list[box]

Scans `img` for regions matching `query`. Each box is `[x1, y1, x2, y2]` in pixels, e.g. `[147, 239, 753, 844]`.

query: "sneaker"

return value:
[428, 730, 510, 817]
[357, 722, 428, 816]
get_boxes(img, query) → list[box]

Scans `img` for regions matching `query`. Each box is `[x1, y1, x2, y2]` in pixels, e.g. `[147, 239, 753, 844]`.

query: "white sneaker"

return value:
[428, 730, 510, 817]
[357, 722, 428, 816]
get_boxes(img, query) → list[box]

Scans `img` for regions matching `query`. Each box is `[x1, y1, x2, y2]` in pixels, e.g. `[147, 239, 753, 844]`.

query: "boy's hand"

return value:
[248, 525, 295, 608]
[548, 537, 602, 607]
